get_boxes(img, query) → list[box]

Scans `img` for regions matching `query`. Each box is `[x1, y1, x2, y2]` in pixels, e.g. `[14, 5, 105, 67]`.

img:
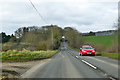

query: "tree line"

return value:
[1, 25, 84, 51]
[2, 25, 63, 51]
[0, 32, 14, 43]
[64, 27, 84, 49]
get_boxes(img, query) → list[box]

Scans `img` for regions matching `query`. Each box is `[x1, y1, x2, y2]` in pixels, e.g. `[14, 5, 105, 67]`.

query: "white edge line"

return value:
[76, 56, 79, 58]
[109, 77, 116, 80]
[82, 60, 97, 69]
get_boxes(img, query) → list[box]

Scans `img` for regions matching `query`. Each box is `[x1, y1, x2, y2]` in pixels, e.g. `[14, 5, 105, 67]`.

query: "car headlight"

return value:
[92, 51, 95, 52]
[82, 50, 86, 52]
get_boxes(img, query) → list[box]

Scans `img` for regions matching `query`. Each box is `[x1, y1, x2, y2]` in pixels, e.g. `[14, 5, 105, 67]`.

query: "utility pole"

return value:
[51, 24, 54, 49]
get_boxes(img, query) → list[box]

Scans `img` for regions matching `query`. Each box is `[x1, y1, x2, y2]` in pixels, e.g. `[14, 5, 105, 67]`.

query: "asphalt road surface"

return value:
[21, 42, 119, 79]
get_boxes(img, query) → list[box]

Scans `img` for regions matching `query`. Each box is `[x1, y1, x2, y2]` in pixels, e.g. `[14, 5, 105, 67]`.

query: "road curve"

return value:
[21, 42, 119, 79]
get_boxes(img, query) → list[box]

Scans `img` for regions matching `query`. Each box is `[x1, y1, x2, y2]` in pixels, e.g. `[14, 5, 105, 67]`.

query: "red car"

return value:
[80, 45, 95, 56]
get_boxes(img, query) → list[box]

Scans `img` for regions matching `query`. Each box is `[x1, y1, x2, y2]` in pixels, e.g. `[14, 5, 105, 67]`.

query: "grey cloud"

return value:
[0, 1, 118, 34]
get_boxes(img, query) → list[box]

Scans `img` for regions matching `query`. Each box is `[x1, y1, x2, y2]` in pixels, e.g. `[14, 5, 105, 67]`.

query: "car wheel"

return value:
[93, 54, 95, 56]
[81, 53, 82, 56]
[80, 53, 81, 56]
[79, 52, 81, 56]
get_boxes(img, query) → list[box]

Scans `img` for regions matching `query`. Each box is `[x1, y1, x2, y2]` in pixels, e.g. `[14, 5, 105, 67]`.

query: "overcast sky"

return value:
[0, 0, 119, 35]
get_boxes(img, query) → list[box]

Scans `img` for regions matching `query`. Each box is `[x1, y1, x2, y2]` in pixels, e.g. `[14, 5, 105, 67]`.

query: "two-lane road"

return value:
[21, 42, 119, 79]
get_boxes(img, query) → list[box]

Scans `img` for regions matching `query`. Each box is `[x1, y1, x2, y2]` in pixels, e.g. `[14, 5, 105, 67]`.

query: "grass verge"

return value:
[1, 50, 58, 62]
[68, 43, 119, 60]
[95, 52, 119, 60]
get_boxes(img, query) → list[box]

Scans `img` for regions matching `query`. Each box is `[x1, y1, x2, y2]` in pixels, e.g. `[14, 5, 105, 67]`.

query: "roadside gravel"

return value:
[1, 59, 49, 79]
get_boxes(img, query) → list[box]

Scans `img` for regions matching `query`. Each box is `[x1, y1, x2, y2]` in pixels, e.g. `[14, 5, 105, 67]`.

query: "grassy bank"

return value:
[84, 35, 118, 53]
[84, 35, 116, 48]
[68, 44, 119, 60]
[95, 52, 119, 60]
[1, 50, 58, 62]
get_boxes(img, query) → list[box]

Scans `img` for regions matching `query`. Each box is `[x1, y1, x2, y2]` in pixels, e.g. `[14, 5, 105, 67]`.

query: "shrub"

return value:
[37, 42, 47, 51]
[92, 44, 106, 52]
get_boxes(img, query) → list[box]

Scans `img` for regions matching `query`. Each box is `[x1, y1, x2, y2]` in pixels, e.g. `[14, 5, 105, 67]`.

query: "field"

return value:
[1, 50, 58, 62]
[84, 35, 116, 48]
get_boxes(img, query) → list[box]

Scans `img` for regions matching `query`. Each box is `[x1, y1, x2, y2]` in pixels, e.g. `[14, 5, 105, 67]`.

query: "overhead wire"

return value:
[28, 0, 48, 24]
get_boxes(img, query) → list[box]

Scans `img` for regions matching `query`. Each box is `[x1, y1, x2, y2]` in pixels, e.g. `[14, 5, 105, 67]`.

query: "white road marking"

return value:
[109, 77, 116, 80]
[76, 56, 79, 58]
[81, 60, 97, 69]
[86, 57, 118, 68]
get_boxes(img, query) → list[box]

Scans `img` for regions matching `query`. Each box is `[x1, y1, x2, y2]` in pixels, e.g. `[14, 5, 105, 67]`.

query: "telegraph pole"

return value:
[51, 24, 54, 49]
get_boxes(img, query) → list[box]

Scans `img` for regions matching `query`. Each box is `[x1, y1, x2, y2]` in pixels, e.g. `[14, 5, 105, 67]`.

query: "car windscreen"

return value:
[82, 47, 93, 49]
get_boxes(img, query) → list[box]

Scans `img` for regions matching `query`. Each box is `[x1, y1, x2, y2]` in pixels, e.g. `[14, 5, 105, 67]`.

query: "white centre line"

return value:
[76, 56, 79, 58]
[86, 57, 118, 68]
[81, 59, 97, 69]
[109, 77, 116, 80]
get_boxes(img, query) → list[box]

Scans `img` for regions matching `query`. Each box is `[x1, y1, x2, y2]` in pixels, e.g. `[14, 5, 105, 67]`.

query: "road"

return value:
[21, 42, 119, 79]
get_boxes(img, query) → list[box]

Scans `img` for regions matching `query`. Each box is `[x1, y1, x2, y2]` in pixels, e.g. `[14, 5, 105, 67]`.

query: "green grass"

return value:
[1, 50, 58, 62]
[96, 52, 119, 60]
[84, 35, 116, 47]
